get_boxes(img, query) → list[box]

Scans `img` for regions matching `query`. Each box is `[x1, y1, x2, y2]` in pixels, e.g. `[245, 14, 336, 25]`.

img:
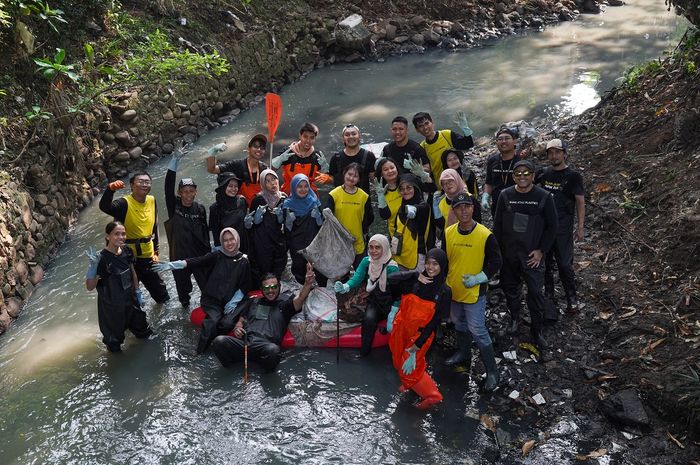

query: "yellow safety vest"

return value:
[393, 211, 430, 270]
[444, 222, 491, 303]
[329, 186, 369, 254]
[420, 129, 453, 184]
[385, 187, 403, 238]
[123, 194, 156, 258]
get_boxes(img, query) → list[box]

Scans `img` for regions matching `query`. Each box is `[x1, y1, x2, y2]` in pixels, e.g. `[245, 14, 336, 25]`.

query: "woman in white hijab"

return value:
[334, 234, 399, 357]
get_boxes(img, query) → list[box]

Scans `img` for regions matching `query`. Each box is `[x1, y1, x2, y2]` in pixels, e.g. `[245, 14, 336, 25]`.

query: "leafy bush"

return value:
[34, 48, 79, 83]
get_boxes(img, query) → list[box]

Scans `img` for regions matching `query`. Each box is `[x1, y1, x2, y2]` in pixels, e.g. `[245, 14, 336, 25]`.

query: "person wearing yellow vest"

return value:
[442, 192, 502, 392]
[412, 111, 474, 184]
[374, 158, 403, 238]
[393, 174, 430, 272]
[327, 163, 374, 269]
[432, 169, 481, 245]
[99, 171, 170, 303]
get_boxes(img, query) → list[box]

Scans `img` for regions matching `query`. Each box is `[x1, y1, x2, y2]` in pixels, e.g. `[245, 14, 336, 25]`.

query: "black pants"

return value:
[98, 299, 152, 352]
[500, 256, 546, 335]
[361, 301, 390, 356]
[251, 242, 287, 285]
[545, 232, 576, 299]
[172, 267, 208, 305]
[198, 295, 230, 353]
[212, 334, 281, 371]
[134, 258, 170, 303]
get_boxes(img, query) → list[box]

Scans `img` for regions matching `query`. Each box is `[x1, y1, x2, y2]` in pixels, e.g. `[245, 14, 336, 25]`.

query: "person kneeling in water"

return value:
[387, 248, 451, 409]
[85, 221, 154, 352]
[212, 264, 315, 372]
[154, 228, 251, 354]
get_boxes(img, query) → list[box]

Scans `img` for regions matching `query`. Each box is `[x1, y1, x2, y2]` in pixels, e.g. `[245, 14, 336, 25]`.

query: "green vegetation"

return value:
[675, 365, 700, 426]
[33, 48, 79, 83]
[621, 60, 663, 91]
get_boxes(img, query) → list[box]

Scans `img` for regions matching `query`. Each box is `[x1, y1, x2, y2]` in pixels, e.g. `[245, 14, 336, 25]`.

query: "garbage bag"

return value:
[300, 208, 355, 280]
[302, 286, 338, 322]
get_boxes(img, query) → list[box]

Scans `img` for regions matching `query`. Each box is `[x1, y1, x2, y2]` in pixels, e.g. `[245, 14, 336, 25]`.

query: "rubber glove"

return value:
[316, 151, 329, 172]
[108, 180, 124, 191]
[85, 247, 101, 279]
[314, 172, 332, 184]
[386, 303, 399, 333]
[454, 111, 473, 137]
[272, 206, 284, 223]
[405, 204, 417, 219]
[462, 271, 488, 288]
[135, 288, 145, 308]
[480, 192, 491, 211]
[224, 289, 245, 314]
[432, 192, 445, 219]
[310, 207, 323, 226]
[253, 205, 266, 224]
[372, 178, 387, 208]
[207, 143, 228, 156]
[334, 281, 350, 294]
[402, 347, 417, 375]
[285, 210, 296, 231]
[152, 260, 186, 272]
[167, 140, 185, 172]
[244, 212, 255, 229]
[212, 245, 222, 252]
[406, 158, 430, 182]
[271, 147, 295, 169]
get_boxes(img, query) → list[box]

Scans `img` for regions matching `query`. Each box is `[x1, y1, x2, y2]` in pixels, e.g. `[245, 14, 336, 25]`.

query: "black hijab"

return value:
[414, 248, 448, 301]
[397, 173, 425, 239]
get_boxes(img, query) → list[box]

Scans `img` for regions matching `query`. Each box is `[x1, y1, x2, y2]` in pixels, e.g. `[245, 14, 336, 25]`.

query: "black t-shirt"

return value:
[382, 140, 429, 174]
[536, 166, 584, 232]
[328, 148, 377, 194]
[218, 159, 268, 186]
[485, 153, 522, 206]
[243, 296, 296, 344]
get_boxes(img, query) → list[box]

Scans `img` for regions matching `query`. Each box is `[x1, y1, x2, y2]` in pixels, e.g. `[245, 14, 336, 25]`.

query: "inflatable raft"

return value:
[190, 306, 389, 349]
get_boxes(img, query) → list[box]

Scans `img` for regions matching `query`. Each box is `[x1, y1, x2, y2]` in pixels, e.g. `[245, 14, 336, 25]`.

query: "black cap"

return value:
[512, 159, 535, 172]
[451, 192, 474, 207]
[495, 126, 519, 139]
[216, 172, 241, 191]
[248, 133, 267, 147]
[178, 178, 197, 189]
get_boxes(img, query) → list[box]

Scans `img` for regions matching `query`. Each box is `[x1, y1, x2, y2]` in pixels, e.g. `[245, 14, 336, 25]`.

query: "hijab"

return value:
[414, 248, 448, 301]
[366, 234, 396, 293]
[259, 168, 283, 207]
[397, 173, 424, 239]
[215, 174, 243, 211]
[439, 168, 469, 226]
[219, 227, 240, 257]
[283, 174, 320, 217]
[441, 148, 464, 177]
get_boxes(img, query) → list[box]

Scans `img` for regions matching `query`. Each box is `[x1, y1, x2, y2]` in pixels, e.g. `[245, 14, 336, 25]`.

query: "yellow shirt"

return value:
[123, 194, 156, 258]
[420, 129, 453, 183]
[444, 222, 492, 303]
[329, 186, 369, 254]
[385, 187, 403, 238]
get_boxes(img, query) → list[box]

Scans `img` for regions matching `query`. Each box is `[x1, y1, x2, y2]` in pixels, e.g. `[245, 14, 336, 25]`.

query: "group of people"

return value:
[85, 111, 585, 409]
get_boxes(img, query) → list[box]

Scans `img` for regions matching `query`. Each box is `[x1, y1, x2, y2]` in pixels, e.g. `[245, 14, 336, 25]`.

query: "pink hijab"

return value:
[439, 169, 468, 227]
[259, 169, 283, 207]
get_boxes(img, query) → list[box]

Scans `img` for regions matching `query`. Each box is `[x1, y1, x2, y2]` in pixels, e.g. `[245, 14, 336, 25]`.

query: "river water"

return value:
[0, 3, 686, 464]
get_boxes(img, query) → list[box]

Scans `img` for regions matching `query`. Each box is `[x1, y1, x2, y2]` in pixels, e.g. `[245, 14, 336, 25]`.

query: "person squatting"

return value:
[87, 114, 585, 407]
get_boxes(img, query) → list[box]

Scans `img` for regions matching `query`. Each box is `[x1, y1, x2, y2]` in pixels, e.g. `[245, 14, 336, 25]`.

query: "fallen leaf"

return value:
[597, 309, 614, 320]
[641, 337, 666, 355]
[522, 440, 536, 457]
[480, 414, 497, 432]
[577, 448, 608, 460]
[620, 309, 637, 319]
[594, 182, 613, 193]
[577, 260, 592, 270]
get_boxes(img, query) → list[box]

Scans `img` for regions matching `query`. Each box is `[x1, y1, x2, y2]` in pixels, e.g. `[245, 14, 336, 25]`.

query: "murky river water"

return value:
[0, 3, 686, 464]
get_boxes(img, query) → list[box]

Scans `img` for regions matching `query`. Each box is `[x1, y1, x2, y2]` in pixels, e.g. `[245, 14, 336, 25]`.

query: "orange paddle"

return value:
[265, 92, 282, 165]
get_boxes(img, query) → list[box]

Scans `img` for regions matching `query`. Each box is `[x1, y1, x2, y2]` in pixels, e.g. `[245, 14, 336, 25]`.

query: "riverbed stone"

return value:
[115, 151, 130, 162]
[385, 23, 397, 40]
[600, 389, 650, 428]
[411, 33, 425, 45]
[5, 297, 21, 318]
[163, 109, 174, 121]
[336, 14, 371, 51]
[120, 109, 137, 121]
[129, 147, 143, 159]
[14, 260, 28, 284]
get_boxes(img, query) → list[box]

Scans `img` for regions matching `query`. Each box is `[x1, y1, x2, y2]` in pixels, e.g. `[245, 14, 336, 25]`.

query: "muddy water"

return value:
[0, 3, 686, 464]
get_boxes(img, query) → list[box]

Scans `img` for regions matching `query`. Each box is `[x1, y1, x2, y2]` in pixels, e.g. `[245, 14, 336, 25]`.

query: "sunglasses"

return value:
[261, 284, 279, 291]
[513, 171, 532, 177]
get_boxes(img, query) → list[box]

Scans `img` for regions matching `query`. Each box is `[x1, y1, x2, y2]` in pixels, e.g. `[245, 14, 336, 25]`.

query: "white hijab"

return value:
[366, 234, 396, 293]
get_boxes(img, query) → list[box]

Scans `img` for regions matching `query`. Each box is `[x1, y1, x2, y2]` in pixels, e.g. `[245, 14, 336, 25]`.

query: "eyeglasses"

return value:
[134, 180, 152, 186]
[399, 185, 415, 192]
[513, 171, 532, 177]
[261, 284, 279, 291]
[497, 136, 513, 142]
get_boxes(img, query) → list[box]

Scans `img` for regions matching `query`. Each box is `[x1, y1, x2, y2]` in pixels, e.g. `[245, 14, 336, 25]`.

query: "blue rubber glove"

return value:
[316, 150, 329, 172]
[253, 205, 266, 224]
[402, 347, 417, 375]
[135, 288, 145, 308]
[85, 247, 101, 279]
[167, 154, 179, 172]
[334, 281, 350, 294]
[224, 289, 244, 314]
[480, 192, 491, 211]
[271, 147, 295, 169]
[386, 303, 399, 333]
[405, 204, 417, 219]
[454, 111, 473, 137]
[310, 207, 323, 226]
[272, 206, 283, 223]
[244, 212, 254, 229]
[405, 158, 430, 182]
[372, 178, 387, 208]
[152, 260, 186, 272]
[432, 192, 444, 219]
[285, 211, 296, 231]
[207, 143, 228, 156]
[212, 245, 222, 252]
[462, 271, 489, 289]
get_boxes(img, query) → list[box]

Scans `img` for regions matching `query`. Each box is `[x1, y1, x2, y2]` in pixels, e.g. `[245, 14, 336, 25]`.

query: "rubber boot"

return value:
[566, 295, 579, 314]
[479, 344, 500, 393]
[444, 331, 473, 367]
[411, 373, 443, 409]
[531, 326, 549, 350]
[507, 312, 520, 335]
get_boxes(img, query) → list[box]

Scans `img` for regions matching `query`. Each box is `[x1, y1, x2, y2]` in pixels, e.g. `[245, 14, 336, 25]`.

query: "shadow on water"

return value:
[0, 1, 688, 463]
